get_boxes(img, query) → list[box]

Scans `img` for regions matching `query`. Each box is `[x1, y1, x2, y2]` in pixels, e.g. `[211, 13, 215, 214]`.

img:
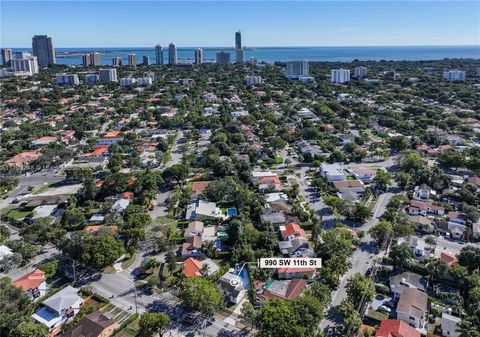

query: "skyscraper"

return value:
[169, 43, 177, 65]
[128, 54, 137, 66]
[90, 52, 101, 66]
[1, 48, 13, 66]
[235, 31, 243, 63]
[112, 57, 121, 67]
[235, 31, 242, 50]
[143, 56, 150, 66]
[82, 54, 91, 67]
[32, 35, 56, 67]
[155, 45, 164, 65]
[99, 68, 117, 82]
[216, 51, 231, 65]
[195, 48, 203, 65]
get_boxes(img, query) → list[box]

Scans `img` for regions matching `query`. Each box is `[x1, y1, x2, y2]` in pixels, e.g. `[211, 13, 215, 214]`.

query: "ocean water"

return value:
[9, 45, 480, 65]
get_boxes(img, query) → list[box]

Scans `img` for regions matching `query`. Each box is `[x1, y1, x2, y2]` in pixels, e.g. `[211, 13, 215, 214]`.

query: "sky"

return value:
[1, 1, 479, 48]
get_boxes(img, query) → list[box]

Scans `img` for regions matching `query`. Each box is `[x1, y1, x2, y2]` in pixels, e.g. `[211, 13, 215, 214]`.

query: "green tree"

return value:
[258, 299, 305, 337]
[345, 273, 375, 308]
[368, 221, 393, 247]
[0, 278, 36, 336]
[60, 208, 86, 230]
[38, 260, 58, 279]
[180, 277, 223, 316]
[137, 312, 170, 337]
[387, 135, 409, 151]
[459, 246, 480, 272]
[389, 243, 414, 268]
[241, 301, 258, 329]
[11, 320, 48, 337]
[372, 170, 392, 192]
[337, 300, 362, 337]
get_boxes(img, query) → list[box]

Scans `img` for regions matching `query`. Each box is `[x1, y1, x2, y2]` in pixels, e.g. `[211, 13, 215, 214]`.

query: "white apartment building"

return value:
[443, 70, 466, 81]
[245, 75, 263, 85]
[331, 69, 351, 83]
[354, 66, 368, 78]
[56, 73, 79, 85]
[84, 74, 99, 84]
[137, 77, 153, 86]
[11, 53, 39, 76]
[119, 77, 136, 87]
[286, 61, 309, 77]
[99, 68, 117, 82]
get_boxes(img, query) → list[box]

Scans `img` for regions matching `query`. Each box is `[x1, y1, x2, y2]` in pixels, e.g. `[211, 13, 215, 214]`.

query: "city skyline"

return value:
[1, 1, 479, 48]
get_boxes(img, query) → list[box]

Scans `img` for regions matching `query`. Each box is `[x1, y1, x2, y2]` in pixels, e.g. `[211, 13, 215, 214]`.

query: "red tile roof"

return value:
[182, 258, 204, 278]
[5, 151, 42, 167]
[191, 181, 212, 193]
[440, 251, 458, 266]
[375, 320, 421, 337]
[12, 269, 46, 291]
[280, 223, 306, 240]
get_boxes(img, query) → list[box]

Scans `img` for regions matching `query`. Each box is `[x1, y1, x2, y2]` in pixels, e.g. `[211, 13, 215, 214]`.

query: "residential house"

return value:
[441, 313, 461, 337]
[319, 163, 346, 182]
[32, 286, 84, 333]
[332, 180, 365, 201]
[4, 151, 42, 168]
[32, 136, 57, 146]
[181, 236, 203, 259]
[184, 221, 204, 238]
[252, 171, 278, 185]
[30, 204, 57, 223]
[409, 216, 435, 233]
[351, 167, 377, 182]
[185, 200, 224, 221]
[440, 251, 458, 266]
[260, 212, 286, 226]
[375, 319, 420, 337]
[277, 267, 315, 280]
[0, 245, 13, 262]
[190, 181, 211, 200]
[182, 257, 219, 278]
[396, 288, 428, 330]
[279, 223, 306, 241]
[413, 184, 433, 201]
[398, 236, 433, 262]
[278, 237, 314, 257]
[111, 198, 130, 213]
[217, 269, 247, 304]
[12, 269, 48, 301]
[257, 279, 307, 303]
[447, 211, 467, 225]
[408, 200, 445, 216]
[62, 311, 117, 337]
[448, 222, 467, 239]
[390, 272, 428, 300]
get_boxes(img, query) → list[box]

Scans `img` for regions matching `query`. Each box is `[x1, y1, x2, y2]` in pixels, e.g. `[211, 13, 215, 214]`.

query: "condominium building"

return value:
[84, 74, 99, 84]
[127, 54, 137, 66]
[195, 48, 203, 65]
[286, 61, 309, 77]
[353, 66, 368, 78]
[155, 44, 164, 65]
[137, 77, 153, 86]
[169, 43, 177, 65]
[32, 35, 56, 67]
[235, 31, 243, 63]
[112, 57, 121, 67]
[216, 51, 231, 65]
[56, 73, 79, 85]
[142, 55, 150, 66]
[245, 75, 263, 85]
[89, 52, 101, 66]
[82, 54, 91, 67]
[1, 48, 13, 66]
[11, 53, 39, 76]
[98, 68, 117, 82]
[331, 69, 351, 83]
[443, 70, 466, 81]
[236, 49, 244, 63]
[119, 77, 136, 87]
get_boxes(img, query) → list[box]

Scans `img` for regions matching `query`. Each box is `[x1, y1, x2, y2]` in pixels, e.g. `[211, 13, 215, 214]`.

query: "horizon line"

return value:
[4, 43, 480, 49]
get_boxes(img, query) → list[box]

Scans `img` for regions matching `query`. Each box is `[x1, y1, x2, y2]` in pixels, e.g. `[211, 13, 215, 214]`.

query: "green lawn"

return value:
[121, 254, 136, 270]
[4, 208, 32, 220]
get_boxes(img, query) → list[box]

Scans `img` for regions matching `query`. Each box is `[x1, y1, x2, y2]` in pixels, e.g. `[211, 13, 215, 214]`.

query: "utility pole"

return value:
[72, 260, 76, 285]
